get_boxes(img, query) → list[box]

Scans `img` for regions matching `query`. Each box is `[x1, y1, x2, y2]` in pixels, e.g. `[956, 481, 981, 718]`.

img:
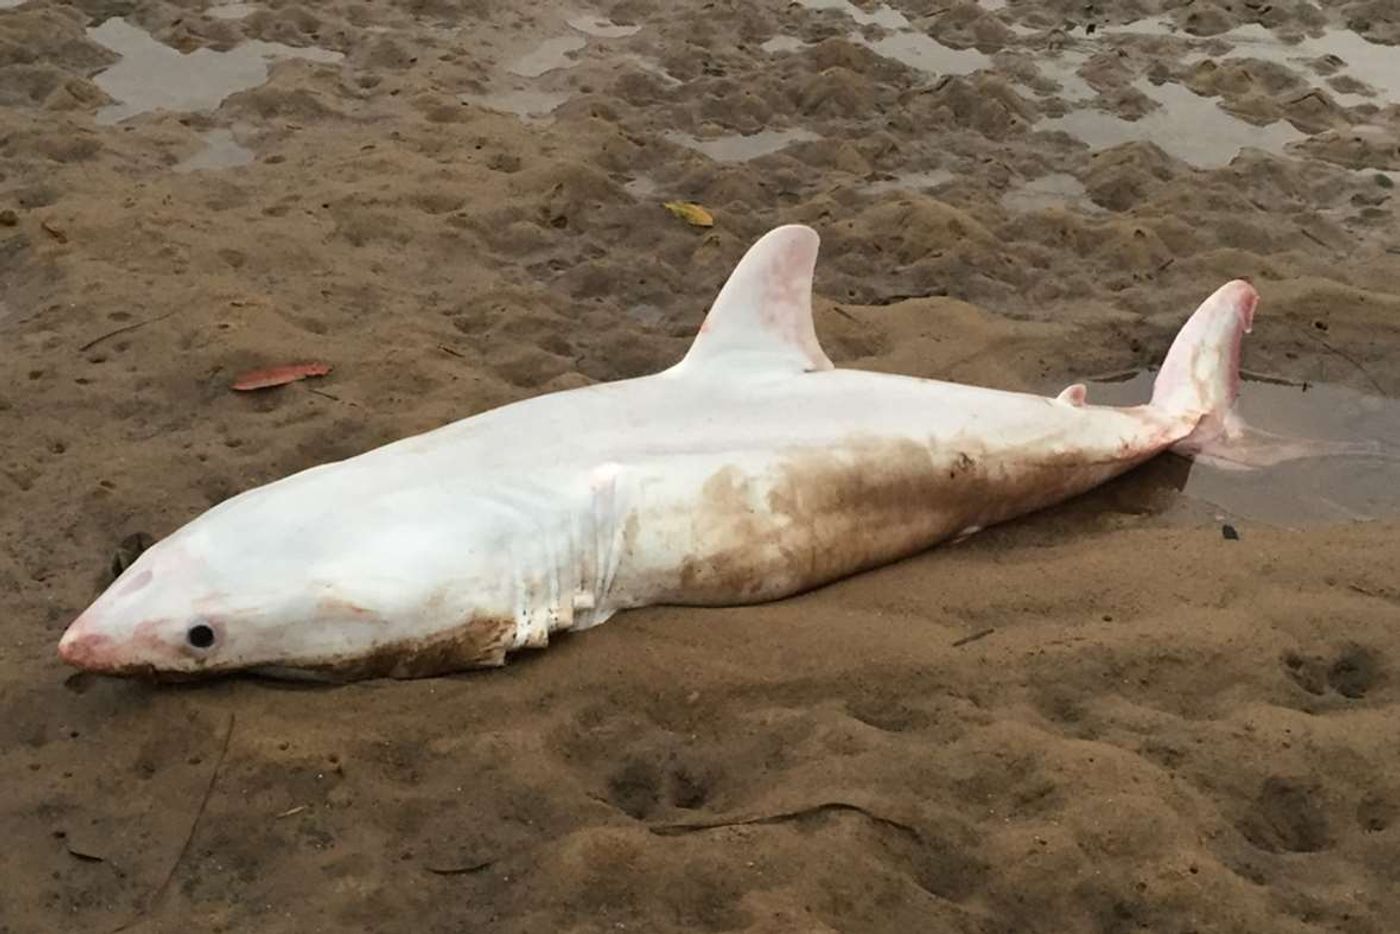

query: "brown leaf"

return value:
[231, 362, 332, 391]
[425, 861, 492, 876]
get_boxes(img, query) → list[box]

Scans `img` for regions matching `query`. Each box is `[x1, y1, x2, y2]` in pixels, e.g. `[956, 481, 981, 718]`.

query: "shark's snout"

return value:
[58, 615, 118, 671]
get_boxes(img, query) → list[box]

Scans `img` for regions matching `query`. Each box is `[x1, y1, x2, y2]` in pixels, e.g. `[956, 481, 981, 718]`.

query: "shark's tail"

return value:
[1149, 280, 1391, 470]
[1149, 279, 1258, 462]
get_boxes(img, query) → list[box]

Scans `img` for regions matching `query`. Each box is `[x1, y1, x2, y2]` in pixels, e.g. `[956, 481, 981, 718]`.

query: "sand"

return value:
[2, 0, 1399, 930]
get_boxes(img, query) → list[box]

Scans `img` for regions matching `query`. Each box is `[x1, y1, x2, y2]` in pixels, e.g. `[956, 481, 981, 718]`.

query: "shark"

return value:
[58, 224, 1262, 681]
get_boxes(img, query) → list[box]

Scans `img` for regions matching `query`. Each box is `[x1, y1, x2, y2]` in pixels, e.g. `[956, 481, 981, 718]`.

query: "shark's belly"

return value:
[614, 431, 1154, 608]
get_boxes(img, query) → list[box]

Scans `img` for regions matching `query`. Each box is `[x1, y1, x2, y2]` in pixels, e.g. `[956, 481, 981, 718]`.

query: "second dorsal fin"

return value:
[668, 225, 834, 378]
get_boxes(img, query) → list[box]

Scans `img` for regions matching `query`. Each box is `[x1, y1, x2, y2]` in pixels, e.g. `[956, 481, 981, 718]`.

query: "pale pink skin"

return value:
[59, 225, 1260, 681]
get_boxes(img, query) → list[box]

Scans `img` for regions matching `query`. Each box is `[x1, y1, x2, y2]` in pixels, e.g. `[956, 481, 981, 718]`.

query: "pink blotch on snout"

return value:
[117, 568, 153, 597]
[57, 617, 116, 671]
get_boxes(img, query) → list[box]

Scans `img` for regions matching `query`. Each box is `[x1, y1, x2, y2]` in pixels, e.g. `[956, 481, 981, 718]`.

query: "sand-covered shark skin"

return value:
[59, 225, 1258, 681]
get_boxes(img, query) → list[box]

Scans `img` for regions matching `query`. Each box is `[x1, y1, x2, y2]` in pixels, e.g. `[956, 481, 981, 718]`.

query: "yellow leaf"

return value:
[662, 201, 714, 228]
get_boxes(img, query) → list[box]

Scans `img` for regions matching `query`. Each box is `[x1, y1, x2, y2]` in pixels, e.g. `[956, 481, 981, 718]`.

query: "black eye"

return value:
[187, 624, 216, 649]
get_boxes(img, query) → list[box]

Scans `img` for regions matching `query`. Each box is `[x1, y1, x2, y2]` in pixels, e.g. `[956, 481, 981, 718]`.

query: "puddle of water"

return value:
[761, 35, 809, 54]
[0, 0, 27, 7]
[1214, 23, 1400, 106]
[863, 30, 990, 75]
[616, 53, 682, 85]
[207, 2, 258, 20]
[793, 0, 990, 76]
[1081, 370, 1400, 524]
[978, 0, 1009, 9]
[796, 0, 908, 30]
[507, 35, 586, 78]
[1002, 172, 1105, 212]
[460, 88, 571, 118]
[862, 168, 956, 194]
[623, 175, 659, 198]
[665, 128, 820, 163]
[1100, 18, 1399, 106]
[1030, 50, 1098, 102]
[567, 14, 640, 39]
[1041, 78, 1306, 166]
[175, 128, 254, 171]
[88, 18, 342, 125]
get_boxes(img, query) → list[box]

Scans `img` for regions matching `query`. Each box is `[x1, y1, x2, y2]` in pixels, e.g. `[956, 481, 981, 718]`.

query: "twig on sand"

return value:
[649, 802, 922, 842]
[112, 713, 236, 933]
[425, 860, 494, 876]
[1299, 328, 1385, 394]
[951, 627, 995, 648]
[78, 312, 176, 353]
[307, 387, 361, 408]
[1239, 368, 1309, 388]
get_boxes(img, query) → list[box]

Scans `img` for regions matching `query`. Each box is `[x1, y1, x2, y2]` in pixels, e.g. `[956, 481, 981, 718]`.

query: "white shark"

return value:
[59, 224, 1260, 680]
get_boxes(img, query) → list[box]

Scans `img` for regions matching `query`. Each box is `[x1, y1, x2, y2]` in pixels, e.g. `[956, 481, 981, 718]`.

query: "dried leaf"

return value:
[425, 861, 492, 876]
[662, 201, 714, 228]
[232, 362, 332, 391]
[65, 839, 105, 862]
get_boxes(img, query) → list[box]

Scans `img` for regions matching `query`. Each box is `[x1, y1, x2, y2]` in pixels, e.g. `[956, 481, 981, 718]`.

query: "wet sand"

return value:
[2, 0, 1399, 930]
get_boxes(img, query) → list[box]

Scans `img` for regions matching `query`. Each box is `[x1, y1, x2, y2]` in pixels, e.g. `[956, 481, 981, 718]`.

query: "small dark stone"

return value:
[1222, 524, 1240, 540]
[0, 209, 18, 226]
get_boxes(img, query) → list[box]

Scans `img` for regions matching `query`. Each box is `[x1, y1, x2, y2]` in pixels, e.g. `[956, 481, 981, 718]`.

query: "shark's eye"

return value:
[187, 624, 216, 649]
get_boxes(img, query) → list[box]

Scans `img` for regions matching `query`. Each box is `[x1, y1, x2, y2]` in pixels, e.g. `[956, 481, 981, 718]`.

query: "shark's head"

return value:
[57, 481, 519, 681]
[56, 532, 330, 679]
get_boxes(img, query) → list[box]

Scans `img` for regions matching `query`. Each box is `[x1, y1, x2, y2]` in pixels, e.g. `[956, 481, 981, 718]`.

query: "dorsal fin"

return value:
[668, 224, 833, 377]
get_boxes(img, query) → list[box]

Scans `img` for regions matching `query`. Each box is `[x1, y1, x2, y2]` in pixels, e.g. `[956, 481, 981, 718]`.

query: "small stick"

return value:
[78, 312, 176, 353]
[1300, 328, 1385, 394]
[951, 627, 995, 647]
[113, 713, 236, 933]
[307, 387, 361, 408]
[1239, 368, 1309, 388]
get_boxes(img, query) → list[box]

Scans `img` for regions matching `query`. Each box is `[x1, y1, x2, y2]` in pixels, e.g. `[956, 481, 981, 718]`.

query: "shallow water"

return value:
[175, 128, 254, 172]
[791, 0, 991, 76]
[1080, 370, 1400, 523]
[862, 169, 956, 194]
[795, 0, 908, 30]
[1104, 18, 1400, 106]
[88, 18, 342, 125]
[460, 88, 571, 118]
[566, 15, 641, 39]
[761, 35, 808, 54]
[863, 30, 990, 75]
[1041, 78, 1306, 166]
[665, 128, 820, 162]
[507, 36, 586, 78]
[1029, 50, 1098, 102]
[1002, 172, 1104, 212]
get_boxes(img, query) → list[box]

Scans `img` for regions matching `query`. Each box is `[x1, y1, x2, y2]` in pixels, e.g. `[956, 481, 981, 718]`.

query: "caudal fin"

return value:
[1149, 280, 1392, 470]
[1150, 279, 1258, 458]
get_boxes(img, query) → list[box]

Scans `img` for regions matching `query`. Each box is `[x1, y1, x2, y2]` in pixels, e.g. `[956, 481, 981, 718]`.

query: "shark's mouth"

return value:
[74, 615, 520, 683]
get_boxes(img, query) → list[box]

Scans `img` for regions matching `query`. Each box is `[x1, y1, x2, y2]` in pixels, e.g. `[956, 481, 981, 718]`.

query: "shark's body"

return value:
[58, 225, 1257, 680]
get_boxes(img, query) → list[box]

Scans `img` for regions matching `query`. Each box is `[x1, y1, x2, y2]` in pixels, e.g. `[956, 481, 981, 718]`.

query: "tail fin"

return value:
[1150, 280, 1392, 470]
[1150, 279, 1258, 459]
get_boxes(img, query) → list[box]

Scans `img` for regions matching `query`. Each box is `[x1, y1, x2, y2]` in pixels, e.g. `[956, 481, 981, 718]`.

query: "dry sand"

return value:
[2, 0, 1400, 930]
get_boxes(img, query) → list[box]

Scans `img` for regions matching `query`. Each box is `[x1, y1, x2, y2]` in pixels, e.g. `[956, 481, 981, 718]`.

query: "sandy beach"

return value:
[2, 0, 1398, 930]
